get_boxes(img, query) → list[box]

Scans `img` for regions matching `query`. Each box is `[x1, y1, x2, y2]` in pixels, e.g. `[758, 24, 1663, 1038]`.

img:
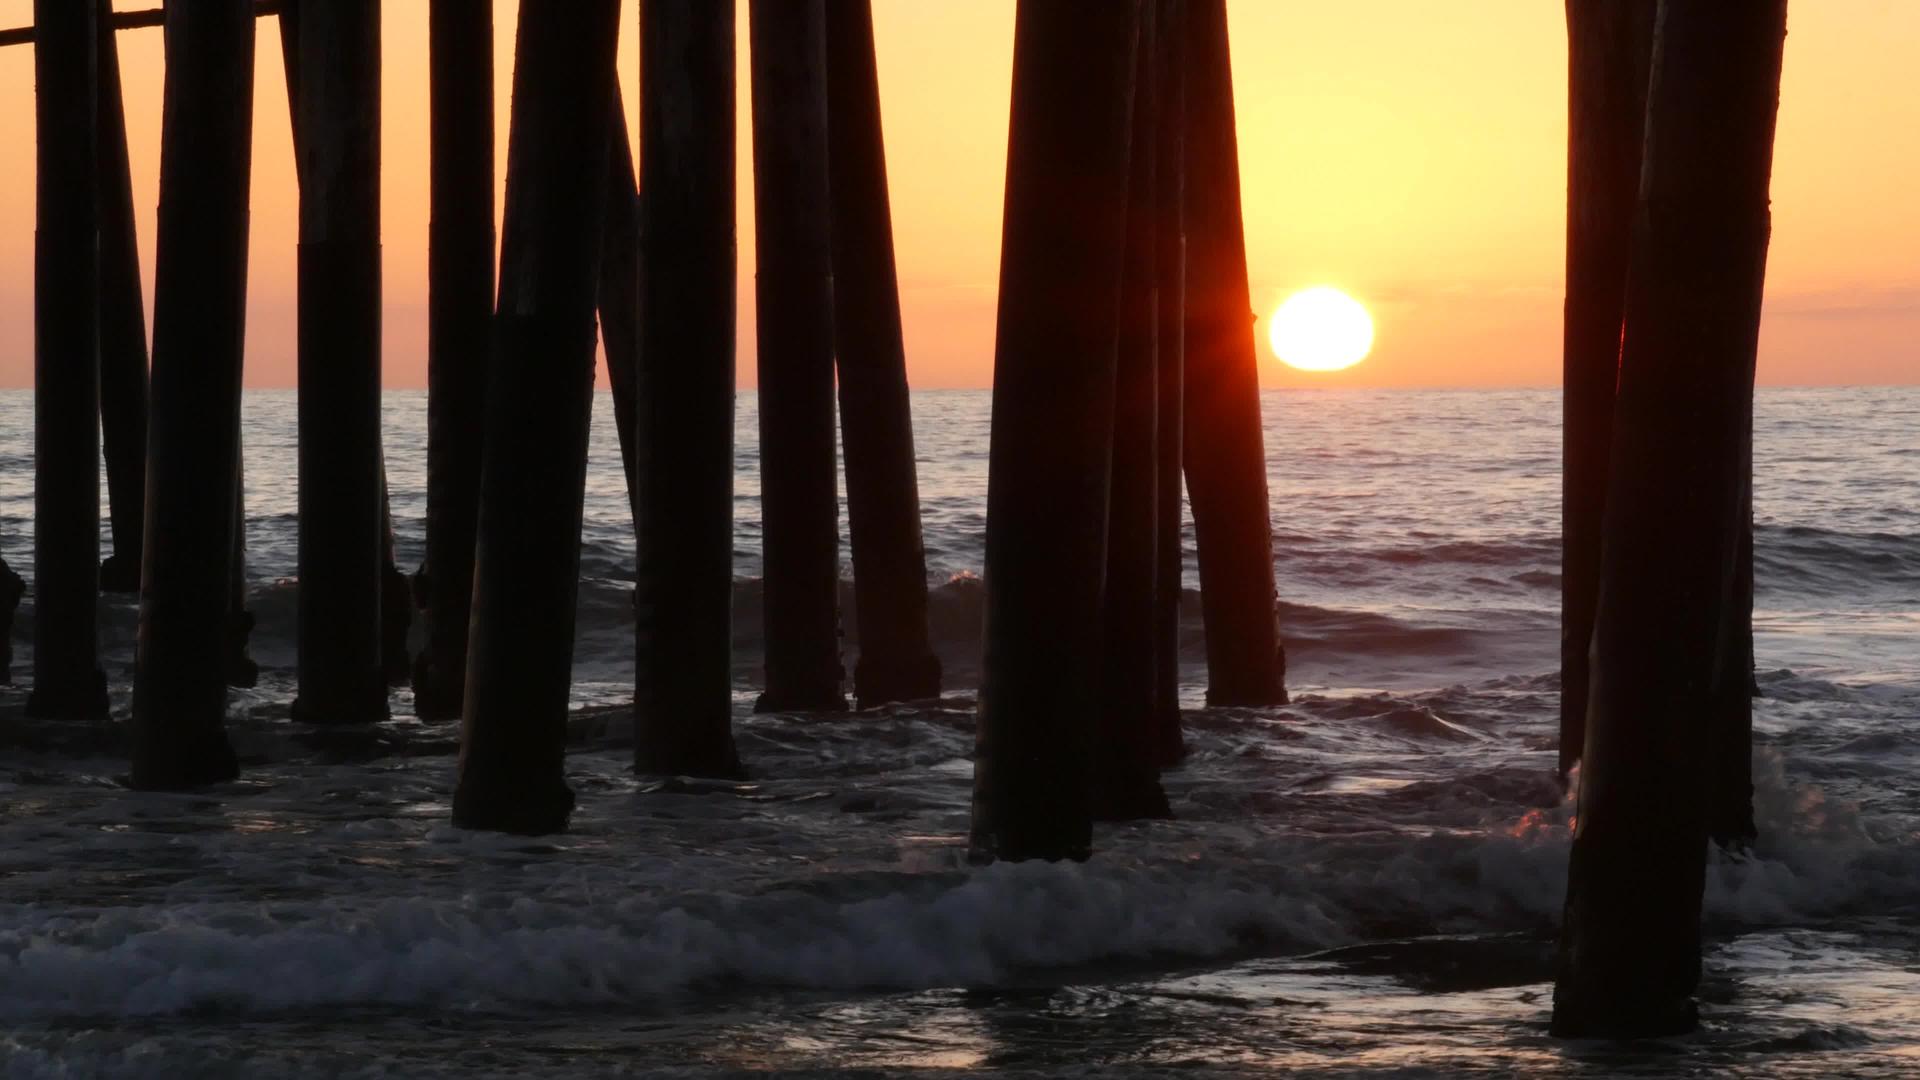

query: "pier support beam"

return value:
[1181, 0, 1286, 708]
[1151, 0, 1188, 768]
[971, 0, 1140, 862]
[825, 0, 940, 709]
[453, 0, 619, 833]
[96, 0, 149, 596]
[599, 80, 642, 533]
[28, 0, 108, 721]
[1096, 2, 1170, 822]
[412, 0, 495, 722]
[1552, 0, 1787, 1039]
[291, 0, 388, 725]
[129, 0, 254, 789]
[750, 0, 846, 713]
[633, 0, 743, 778]
[1559, 0, 1655, 782]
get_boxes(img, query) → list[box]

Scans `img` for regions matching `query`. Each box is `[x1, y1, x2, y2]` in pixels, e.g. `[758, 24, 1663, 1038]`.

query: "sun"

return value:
[1267, 287, 1374, 372]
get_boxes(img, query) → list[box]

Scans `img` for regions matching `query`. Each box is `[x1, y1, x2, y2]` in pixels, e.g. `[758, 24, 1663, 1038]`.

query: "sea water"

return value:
[0, 387, 1915, 1077]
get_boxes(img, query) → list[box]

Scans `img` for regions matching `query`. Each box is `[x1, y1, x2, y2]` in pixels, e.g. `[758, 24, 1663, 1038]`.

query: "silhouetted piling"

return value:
[750, 0, 846, 712]
[1096, 3, 1170, 823]
[453, 0, 620, 834]
[1709, 481, 1758, 849]
[290, 0, 389, 725]
[824, 0, 940, 709]
[227, 457, 259, 689]
[95, 0, 149, 596]
[972, 1, 1141, 862]
[1559, 0, 1655, 782]
[633, 0, 743, 779]
[412, 0, 495, 722]
[1552, 0, 1787, 1039]
[1150, 0, 1188, 768]
[1181, 0, 1285, 707]
[598, 80, 642, 531]
[0, 559, 21, 684]
[28, 0, 107, 721]
[129, 0, 255, 790]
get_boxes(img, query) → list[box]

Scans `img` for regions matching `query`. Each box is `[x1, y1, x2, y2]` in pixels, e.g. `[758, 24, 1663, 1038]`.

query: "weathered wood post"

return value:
[411, 0, 494, 721]
[1709, 497, 1758, 848]
[634, 0, 743, 778]
[1181, 0, 1286, 707]
[453, 0, 620, 833]
[598, 79, 642, 531]
[971, 0, 1140, 862]
[291, 0, 388, 725]
[1552, 0, 1787, 1038]
[1096, 2, 1171, 822]
[1151, 0, 1188, 767]
[130, 0, 256, 789]
[1559, 0, 1656, 782]
[824, 0, 941, 708]
[750, 0, 846, 713]
[95, 0, 149, 596]
[28, 0, 108, 721]
[0, 559, 21, 685]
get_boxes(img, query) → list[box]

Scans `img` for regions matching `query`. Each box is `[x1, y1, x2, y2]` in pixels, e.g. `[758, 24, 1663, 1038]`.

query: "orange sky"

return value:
[0, 0, 1913, 389]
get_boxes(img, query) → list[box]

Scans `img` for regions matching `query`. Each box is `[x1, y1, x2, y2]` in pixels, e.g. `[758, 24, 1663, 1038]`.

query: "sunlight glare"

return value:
[1268, 287, 1375, 372]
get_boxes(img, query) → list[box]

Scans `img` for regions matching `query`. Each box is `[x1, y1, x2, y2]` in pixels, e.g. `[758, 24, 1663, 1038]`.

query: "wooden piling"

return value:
[1095, 2, 1171, 823]
[411, 0, 495, 722]
[95, 0, 149, 596]
[227, 456, 259, 689]
[1551, 0, 1787, 1038]
[598, 79, 642, 532]
[1150, 0, 1188, 768]
[290, 0, 389, 726]
[1181, 0, 1286, 708]
[1559, 0, 1656, 782]
[453, 0, 620, 833]
[749, 0, 846, 713]
[27, 0, 108, 721]
[0, 559, 21, 684]
[1709, 486, 1758, 849]
[971, 0, 1141, 862]
[824, 0, 941, 709]
[633, 0, 744, 779]
[129, 0, 255, 790]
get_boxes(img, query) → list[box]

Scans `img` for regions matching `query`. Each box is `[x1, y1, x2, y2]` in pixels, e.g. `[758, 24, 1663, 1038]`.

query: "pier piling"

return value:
[750, 0, 847, 713]
[290, 0, 389, 725]
[599, 80, 643, 533]
[412, 0, 495, 722]
[1552, 0, 1787, 1038]
[453, 0, 620, 833]
[972, 0, 1141, 862]
[95, 0, 150, 597]
[824, 0, 941, 709]
[28, 0, 108, 722]
[1151, 0, 1189, 768]
[1181, 0, 1286, 708]
[1559, 0, 1656, 782]
[130, 0, 255, 789]
[633, 0, 744, 779]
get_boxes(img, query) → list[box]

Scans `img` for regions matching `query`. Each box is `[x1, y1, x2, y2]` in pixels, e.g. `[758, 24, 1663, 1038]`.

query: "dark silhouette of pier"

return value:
[0, 0, 1786, 1040]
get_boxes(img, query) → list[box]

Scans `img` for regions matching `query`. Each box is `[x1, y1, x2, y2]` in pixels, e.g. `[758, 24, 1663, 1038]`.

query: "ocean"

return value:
[0, 386, 1916, 1078]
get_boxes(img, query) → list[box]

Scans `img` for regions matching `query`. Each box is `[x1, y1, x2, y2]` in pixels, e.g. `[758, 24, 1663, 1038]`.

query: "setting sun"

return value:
[1268, 286, 1374, 372]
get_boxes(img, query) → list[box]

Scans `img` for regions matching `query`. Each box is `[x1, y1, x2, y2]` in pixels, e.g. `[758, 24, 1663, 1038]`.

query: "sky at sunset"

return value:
[0, 0, 1914, 389]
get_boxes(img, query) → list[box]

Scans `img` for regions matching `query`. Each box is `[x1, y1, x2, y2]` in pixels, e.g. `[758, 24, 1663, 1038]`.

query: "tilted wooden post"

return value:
[634, 0, 743, 778]
[291, 0, 388, 725]
[1150, 0, 1188, 768]
[412, 0, 495, 722]
[824, 0, 941, 709]
[1181, 0, 1286, 708]
[1095, 1, 1170, 823]
[1552, 0, 1787, 1038]
[598, 79, 642, 533]
[28, 0, 108, 722]
[130, 0, 256, 790]
[971, 0, 1141, 862]
[95, 0, 150, 596]
[453, 0, 620, 833]
[749, 0, 846, 713]
[1559, 0, 1655, 782]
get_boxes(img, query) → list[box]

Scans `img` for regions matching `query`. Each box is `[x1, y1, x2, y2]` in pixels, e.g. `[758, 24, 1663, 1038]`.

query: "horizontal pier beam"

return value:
[0, 1, 283, 48]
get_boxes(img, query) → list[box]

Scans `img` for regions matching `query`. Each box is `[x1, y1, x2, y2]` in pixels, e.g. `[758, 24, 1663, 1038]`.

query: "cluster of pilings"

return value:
[1554, 0, 1786, 1038]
